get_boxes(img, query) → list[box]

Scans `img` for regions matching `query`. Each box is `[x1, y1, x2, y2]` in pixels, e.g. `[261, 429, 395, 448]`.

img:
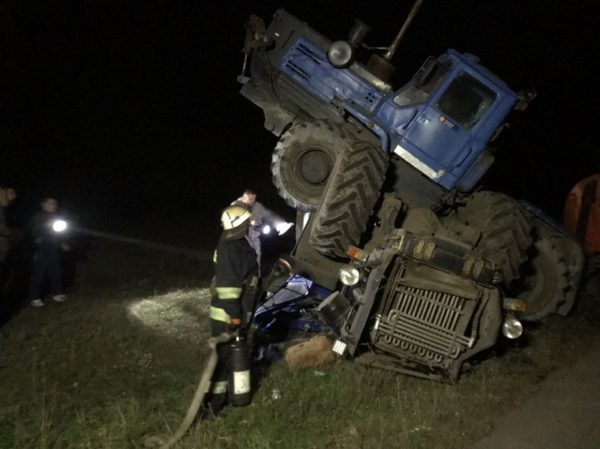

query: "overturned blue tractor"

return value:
[238, 3, 584, 380]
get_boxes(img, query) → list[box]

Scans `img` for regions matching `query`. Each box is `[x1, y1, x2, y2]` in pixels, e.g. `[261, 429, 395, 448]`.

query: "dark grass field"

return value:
[1, 240, 599, 449]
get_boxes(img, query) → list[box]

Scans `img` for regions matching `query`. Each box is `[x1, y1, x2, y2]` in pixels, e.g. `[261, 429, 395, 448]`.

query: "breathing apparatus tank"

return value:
[228, 336, 252, 406]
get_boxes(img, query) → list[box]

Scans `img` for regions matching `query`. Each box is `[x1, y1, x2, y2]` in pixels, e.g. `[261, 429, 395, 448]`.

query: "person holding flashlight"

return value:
[27, 197, 69, 308]
[231, 189, 293, 272]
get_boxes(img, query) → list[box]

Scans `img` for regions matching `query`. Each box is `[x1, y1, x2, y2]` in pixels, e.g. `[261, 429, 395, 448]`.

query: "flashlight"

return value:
[52, 219, 68, 233]
[262, 224, 272, 235]
[275, 222, 293, 236]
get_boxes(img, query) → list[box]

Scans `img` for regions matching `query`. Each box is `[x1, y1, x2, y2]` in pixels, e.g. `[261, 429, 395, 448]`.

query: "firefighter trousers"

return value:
[207, 319, 231, 415]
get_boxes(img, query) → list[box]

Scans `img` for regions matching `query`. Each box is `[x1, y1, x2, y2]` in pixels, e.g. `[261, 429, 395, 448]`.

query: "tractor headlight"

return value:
[52, 219, 68, 233]
[339, 266, 360, 286]
[327, 40, 354, 68]
[502, 316, 523, 339]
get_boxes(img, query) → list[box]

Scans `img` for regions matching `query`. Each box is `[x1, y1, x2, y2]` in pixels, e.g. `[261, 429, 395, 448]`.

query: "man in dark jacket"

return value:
[231, 189, 293, 272]
[27, 197, 68, 308]
[207, 204, 259, 415]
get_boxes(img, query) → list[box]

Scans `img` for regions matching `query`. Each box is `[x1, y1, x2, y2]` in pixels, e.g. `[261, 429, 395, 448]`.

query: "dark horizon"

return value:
[2, 0, 598, 232]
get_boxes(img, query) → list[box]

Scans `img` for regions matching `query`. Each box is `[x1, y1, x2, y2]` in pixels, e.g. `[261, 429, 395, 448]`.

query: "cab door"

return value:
[400, 71, 497, 189]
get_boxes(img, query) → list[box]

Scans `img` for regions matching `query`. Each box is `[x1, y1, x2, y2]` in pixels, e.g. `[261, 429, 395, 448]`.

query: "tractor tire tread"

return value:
[309, 133, 388, 258]
[443, 191, 533, 285]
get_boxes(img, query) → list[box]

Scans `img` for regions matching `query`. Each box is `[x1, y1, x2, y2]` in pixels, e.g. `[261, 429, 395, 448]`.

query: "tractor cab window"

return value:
[436, 72, 497, 129]
[393, 60, 448, 107]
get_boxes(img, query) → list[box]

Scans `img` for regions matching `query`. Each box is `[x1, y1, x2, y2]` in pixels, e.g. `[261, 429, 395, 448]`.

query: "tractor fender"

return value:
[342, 102, 391, 152]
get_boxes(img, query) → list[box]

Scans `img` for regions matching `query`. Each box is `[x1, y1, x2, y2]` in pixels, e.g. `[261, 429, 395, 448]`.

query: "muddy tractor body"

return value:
[239, 6, 584, 380]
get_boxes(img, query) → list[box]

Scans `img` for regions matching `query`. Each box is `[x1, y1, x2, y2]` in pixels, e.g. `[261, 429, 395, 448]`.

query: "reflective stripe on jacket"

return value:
[210, 235, 258, 323]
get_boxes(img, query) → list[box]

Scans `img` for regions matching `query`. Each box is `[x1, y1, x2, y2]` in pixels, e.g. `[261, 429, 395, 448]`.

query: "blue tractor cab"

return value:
[383, 51, 517, 191]
[274, 32, 517, 193]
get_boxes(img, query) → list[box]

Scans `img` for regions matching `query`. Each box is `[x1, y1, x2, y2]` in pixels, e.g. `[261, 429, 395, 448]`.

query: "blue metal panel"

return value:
[341, 103, 391, 151]
[375, 102, 421, 135]
[281, 39, 384, 113]
[253, 274, 331, 334]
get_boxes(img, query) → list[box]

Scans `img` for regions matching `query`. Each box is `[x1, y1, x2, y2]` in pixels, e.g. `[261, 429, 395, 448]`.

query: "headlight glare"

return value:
[502, 316, 523, 339]
[338, 266, 360, 286]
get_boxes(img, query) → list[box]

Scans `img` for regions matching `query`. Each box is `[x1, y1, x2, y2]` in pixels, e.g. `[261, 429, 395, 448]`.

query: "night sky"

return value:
[1, 0, 598, 235]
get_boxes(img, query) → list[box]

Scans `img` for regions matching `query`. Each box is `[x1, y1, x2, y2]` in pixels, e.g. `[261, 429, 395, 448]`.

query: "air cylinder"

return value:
[228, 336, 252, 406]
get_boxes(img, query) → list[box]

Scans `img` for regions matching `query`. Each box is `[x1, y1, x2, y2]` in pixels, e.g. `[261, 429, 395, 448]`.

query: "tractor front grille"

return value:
[372, 281, 477, 369]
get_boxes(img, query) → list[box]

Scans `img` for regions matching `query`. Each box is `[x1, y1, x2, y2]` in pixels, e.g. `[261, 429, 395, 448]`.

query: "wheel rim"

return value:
[296, 148, 333, 185]
[282, 145, 335, 209]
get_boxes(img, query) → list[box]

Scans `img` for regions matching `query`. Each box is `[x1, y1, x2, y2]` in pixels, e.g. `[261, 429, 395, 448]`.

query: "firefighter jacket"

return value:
[210, 235, 259, 326]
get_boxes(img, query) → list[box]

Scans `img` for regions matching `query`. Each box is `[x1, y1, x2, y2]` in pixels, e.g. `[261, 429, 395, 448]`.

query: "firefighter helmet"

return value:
[220, 205, 252, 230]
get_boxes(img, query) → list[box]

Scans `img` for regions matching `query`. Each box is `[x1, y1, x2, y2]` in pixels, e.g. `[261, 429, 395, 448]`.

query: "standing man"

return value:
[207, 204, 259, 415]
[0, 186, 17, 307]
[232, 189, 293, 271]
[27, 197, 68, 308]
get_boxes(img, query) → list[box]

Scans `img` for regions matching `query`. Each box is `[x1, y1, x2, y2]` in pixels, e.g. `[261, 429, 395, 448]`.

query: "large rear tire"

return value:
[309, 132, 388, 258]
[517, 231, 570, 321]
[441, 191, 533, 286]
[272, 122, 341, 212]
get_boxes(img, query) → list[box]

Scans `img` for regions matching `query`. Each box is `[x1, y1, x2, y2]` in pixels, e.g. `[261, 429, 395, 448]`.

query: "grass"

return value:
[0, 241, 599, 449]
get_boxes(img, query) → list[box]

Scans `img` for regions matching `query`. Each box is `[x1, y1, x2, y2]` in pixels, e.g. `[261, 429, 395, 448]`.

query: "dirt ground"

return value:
[473, 344, 600, 449]
[473, 274, 600, 449]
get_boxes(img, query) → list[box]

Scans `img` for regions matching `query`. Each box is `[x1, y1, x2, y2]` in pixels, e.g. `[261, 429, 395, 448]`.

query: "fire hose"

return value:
[158, 332, 233, 449]
[157, 285, 266, 448]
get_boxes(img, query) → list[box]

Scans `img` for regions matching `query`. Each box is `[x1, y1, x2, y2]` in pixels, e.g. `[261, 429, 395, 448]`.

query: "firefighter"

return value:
[207, 204, 259, 415]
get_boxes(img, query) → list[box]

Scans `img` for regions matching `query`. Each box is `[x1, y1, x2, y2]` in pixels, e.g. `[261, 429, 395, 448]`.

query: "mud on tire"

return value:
[308, 131, 388, 258]
[441, 191, 533, 286]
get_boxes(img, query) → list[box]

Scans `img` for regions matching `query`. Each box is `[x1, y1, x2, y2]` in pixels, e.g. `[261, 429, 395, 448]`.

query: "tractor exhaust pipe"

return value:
[367, 0, 424, 81]
[383, 0, 424, 61]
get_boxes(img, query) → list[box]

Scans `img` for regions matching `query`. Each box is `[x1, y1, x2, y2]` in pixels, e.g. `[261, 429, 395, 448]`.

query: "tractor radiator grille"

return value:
[373, 283, 475, 368]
